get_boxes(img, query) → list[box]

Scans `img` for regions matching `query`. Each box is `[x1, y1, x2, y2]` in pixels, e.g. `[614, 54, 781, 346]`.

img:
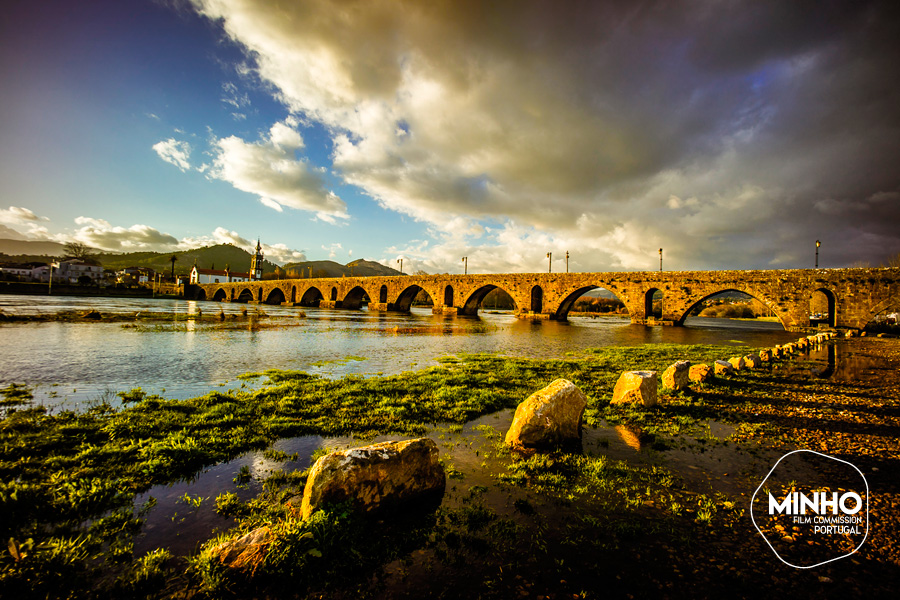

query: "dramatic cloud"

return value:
[0, 205, 48, 225]
[68, 217, 181, 252]
[0, 206, 52, 239]
[152, 138, 193, 172]
[206, 119, 348, 222]
[190, 0, 900, 270]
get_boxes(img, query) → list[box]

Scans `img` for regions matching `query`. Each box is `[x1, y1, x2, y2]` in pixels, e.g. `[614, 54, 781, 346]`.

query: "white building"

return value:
[190, 266, 250, 284]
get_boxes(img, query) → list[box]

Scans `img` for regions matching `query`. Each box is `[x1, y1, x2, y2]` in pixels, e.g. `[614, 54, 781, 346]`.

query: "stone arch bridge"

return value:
[188, 267, 900, 331]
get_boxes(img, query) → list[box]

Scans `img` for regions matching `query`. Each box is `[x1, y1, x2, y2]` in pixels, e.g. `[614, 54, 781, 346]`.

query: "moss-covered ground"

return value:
[2, 339, 899, 598]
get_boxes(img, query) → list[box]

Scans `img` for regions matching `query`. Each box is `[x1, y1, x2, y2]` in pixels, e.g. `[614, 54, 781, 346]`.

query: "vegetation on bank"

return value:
[2, 340, 895, 598]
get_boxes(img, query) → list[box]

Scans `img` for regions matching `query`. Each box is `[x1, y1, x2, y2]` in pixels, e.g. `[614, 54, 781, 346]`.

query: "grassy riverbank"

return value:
[2, 339, 899, 598]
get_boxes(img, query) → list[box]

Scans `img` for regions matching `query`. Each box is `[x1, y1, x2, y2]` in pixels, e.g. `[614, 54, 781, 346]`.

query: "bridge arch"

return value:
[461, 285, 518, 316]
[394, 285, 434, 312]
[194, 287, 207, 301]
[265, 288, 286, 305]
[530, 285, 543, 313]
[645, 288, 662, 319]
[860, 295, 900, 330]
[236, 288, 254, 303]
[330, 287, 338, 301]
[342, 286, 371, 310]
[379, 285, 388, 304]
[212, 288, 227, 302]
[810, 288, 836, 327]
[678, 288, 788, 330]
[444, 285, 454, 307]
[290, 286, 296, 303]
[300, 286, 324, 307]
[554, 285, 629, 320]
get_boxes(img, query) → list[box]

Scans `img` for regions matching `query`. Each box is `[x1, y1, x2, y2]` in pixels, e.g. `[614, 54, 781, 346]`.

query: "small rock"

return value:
[210, 525, 272, 574]
[506, 379, 587, 450]
[714, 360, 733, 376]
[743, 354, 762, 369]
[662, 360, 691, 390]
[728, 356, 745, 371]
[689, 363, 714, 383]
[611, 371, 658, 407]
[759, 349, 773, 362]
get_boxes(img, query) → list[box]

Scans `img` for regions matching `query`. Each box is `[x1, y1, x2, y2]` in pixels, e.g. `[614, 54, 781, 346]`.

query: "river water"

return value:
[0, 294, 801, 410]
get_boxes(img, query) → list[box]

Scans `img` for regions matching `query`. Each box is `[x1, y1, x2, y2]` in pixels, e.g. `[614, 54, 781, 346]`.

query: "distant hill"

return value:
[96, 244, 278, 276]
[0, 241, 277, 276]
[0, 238, 67, 258]
[282, 258, 402, 278]
[0, 238, 403, 279]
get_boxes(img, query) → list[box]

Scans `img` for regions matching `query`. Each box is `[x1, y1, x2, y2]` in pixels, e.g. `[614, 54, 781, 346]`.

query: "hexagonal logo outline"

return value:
[750, 449, 869, 569]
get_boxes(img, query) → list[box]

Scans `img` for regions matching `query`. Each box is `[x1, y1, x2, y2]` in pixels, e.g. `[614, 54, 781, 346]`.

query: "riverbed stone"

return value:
[744, 353, 762, 369]
[662, 360, 691, 390]
[505, 379, 587, 450]
[689, 363, 714, 383]
[771, 347, 783, 359]
[299, 438, 445, 520]
[729, 356, 746, 370]
[759, 349, 773, 362]
[210, 525, 272, 574]
[611, 371, 658, 407]
[714, 360, 733, 376]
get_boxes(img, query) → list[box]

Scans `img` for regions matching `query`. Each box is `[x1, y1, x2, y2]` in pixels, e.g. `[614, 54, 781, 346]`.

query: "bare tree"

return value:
[63, 242, 91, 259]
[885, 253, 900, 268]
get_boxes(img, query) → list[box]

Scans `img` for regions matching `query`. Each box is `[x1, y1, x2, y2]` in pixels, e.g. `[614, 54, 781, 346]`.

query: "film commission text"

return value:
[769, 491, 863, 535]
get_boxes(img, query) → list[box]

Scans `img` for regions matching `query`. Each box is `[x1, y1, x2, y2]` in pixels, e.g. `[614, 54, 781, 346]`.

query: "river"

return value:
[0, 294, 801, 410]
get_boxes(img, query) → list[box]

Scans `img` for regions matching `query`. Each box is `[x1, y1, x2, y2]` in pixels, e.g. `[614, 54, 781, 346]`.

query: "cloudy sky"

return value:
[2, 0, 899, 272]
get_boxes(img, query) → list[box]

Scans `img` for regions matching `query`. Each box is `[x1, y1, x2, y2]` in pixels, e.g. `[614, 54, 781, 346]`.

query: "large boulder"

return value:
[611, 371, 658, 407]
[728, 356, 746, 371]
[714, 360, 733, 376]
[299, 438, 445, 520]
[505, 379, 587, 449]
[662, 360, 691, 390]
[689, 363, 714, 383]
[759, 349, 773, 362]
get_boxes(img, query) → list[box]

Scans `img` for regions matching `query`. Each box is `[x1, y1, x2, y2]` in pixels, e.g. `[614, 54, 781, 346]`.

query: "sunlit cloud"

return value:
[152, 138, 193, 172]
[205, 119, 348, 221]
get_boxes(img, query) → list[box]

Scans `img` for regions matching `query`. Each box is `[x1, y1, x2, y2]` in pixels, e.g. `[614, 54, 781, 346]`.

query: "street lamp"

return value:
[815, 240, 820, 269]
[547, 252, 552, 273]
[462, 256, 467, 275]
[397, 258, 403, 275]
[565, 251, 569, 273]
[659, 248, 663, 272]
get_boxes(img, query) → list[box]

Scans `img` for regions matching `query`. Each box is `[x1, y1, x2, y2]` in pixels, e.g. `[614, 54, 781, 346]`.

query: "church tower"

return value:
[250, 239, 263, 281]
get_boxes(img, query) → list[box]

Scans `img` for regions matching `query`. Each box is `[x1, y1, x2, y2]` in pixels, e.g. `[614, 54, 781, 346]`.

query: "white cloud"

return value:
[206, 120, 348, 220]
[152, 138, 193, 172]
[65, 217, 181, 252]
[322, 242, 342, 259]
[178, 227, 306, 265]
[0, 206, 48, 225]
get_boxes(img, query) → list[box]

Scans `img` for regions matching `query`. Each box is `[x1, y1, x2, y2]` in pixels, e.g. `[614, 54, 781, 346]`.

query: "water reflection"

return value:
[0, 294, 803, 409]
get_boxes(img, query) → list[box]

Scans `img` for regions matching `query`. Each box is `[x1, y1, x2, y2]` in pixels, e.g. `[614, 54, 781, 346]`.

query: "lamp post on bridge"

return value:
[815, 240, 820, 269]
[397, 258, 403, 275]
[547, 252, 552, 273]
[308, 266, 312, 279]
[566, 251, 569, 273]
[462, 256, 467, 275]
[659, 248, 663, 272]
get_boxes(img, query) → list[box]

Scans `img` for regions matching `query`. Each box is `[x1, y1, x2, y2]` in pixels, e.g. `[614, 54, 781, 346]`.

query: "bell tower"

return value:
[250, 239, 263, 281]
